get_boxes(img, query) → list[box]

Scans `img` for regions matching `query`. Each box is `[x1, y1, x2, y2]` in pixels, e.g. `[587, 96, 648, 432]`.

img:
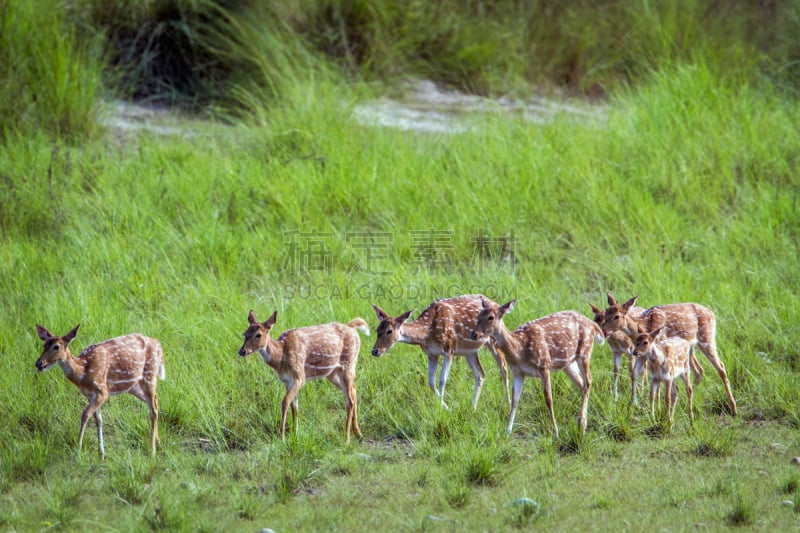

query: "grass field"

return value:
[2, 1, 800, 531]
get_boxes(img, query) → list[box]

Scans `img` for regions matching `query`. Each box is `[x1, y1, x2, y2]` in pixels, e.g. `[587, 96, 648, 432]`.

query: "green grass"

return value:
[1, 2, 800, 530]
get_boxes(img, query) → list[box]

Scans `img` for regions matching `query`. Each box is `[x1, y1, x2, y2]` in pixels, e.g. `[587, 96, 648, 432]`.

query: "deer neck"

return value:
[490, 321, 522, 359]
[398, 319, 431, 346]
[258, 336, 284, 371]
[58, 351, 88, 385]
[649, 344, 666, 366]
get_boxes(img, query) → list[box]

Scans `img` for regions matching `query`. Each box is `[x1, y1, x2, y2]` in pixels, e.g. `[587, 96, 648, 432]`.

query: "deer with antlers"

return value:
[601, 292, 736, 415]
[238, 310, 369, 442]
[371, 295, 509, 410]
[34, 324, 165, 459]
[633, 326, 694, 427]
[471, 298, 604, 437]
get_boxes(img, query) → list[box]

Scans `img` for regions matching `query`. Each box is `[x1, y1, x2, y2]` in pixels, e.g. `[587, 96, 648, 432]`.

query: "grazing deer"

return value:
[601, 293, 735, 415]
[370, 295, 509, 409]
[633, 327, 694, 427]
[34, 324, 165, 460]
[471, 298, 604, 437]
[238, 310, 369, 443]
[590, 302, 646, 402]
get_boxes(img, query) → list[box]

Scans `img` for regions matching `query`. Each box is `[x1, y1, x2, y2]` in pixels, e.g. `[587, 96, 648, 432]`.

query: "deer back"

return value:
[639, 303, 714, 344]
[513, 311, 600, 370]
[281, 322, 360, 380]
[422, 295, 493, 354]
[82, 334, 163, 395]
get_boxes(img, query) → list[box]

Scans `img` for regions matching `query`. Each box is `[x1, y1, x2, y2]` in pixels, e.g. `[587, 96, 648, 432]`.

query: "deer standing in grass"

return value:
[633, 327, 694, 427]
[601, 293, 736, 415]
[34, 324, 165, 460]
[470, 298, 604, 437]
[238, 310, 369, 442]
[590, 302, 646, 402]
[370, 295, 509, 410]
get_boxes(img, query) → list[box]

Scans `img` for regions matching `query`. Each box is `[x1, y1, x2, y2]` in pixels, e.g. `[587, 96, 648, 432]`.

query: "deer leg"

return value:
[612, 351, 622, 402]
[697, 341, 737, 416]
[562, 361, 585, 431]
[649, 380, 658, 420]
[131, 383, 160, 457]
[486, 339, 510, 406]
[427, 354, 441, 398]
[94, 410, 104, 460]
[665, 378, 676, 428]
[689, 347, 704, 385]
[683, 372, 694, 424]
[463, 352, 485, 410]
[631, 356, 646, 407]
[79, 391, 107, 459]
[541, 370, 558, 439]
[507, 373, 524, 435]
[281, 379, 302, 440]
[438, 352, 455, 410]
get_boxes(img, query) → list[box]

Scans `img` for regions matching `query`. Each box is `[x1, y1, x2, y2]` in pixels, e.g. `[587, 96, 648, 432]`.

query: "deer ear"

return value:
[63, 324, 80, 344]
[35, 324, 52, 340]
[589, 303, 602, 314]
[480, 296, 491, 309]
[397, 310, 413, 323]
[606, 292, 617, 306]
[372, 304, 389, 322]
[248, 310, 259, 325]
[264, 311, 277, 328]
[498, 300, 516, 317]
[622, 295, 638, 312]
[653, 326, 665, 341]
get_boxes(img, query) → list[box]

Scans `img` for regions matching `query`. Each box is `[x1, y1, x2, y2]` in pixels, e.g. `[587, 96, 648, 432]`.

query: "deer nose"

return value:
[371, 348, 379, 357]
[35, 360, 43, 370]
[238, 348, 246, 357]
[470, 331, 479, 340]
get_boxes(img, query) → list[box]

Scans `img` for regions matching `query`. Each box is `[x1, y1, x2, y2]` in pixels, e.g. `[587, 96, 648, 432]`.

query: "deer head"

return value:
[470, 297, 515, 341]
[370, 305, 413, 357]
[239, 310, 277, 357]
[601, 292, 638, 337]
[35, 324, 79, 372]
[633, 326, 666, 358]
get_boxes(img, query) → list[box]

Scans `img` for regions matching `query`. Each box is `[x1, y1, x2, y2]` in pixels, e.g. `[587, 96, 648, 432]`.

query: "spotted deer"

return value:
[370, 295, 509, 410]
[238, 310, 369, 442]
[590, 302, 646, 402]
[633, 327, 694, 427]
[471, 298, 604, 437]
[601, 293, 736, 415]
[34, 324, 165, 459]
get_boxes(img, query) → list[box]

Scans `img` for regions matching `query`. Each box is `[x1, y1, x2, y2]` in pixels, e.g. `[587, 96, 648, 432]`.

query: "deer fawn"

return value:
[34, 324, 165, 459]
[238, 310, 369, 443]
[471, 298, 604, 437]
[590, 302, 646, 402]
[633, 327, 694, 427]
[370, 295, 509, 410]
[601, 292, 736, 415]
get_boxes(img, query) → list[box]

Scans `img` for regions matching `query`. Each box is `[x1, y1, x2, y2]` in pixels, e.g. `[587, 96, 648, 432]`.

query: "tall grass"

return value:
[1, 1, 799, 530]
[0, 1, 104, 140]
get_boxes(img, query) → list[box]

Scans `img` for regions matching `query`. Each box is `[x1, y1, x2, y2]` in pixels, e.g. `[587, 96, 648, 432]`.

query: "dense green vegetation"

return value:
[1, 0, 799, 530]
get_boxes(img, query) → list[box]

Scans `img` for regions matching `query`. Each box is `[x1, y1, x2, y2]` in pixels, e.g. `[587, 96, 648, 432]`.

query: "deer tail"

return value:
[348, 318, 370, 336]
[159, 361, 166, 380]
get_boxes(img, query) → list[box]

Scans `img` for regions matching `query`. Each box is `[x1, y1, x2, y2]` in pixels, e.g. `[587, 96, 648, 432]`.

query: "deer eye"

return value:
[255, 333, 262, 338]
[386, 329, 392, 335]
[488, 316, 494, 321]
